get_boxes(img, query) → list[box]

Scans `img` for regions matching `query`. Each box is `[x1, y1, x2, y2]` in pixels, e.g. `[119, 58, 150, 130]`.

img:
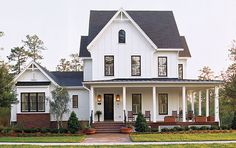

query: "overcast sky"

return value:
[0, 0, 236, 78]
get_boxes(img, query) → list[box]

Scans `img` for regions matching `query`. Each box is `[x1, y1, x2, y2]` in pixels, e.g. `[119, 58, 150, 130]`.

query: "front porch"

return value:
[86, 80, 221, 125]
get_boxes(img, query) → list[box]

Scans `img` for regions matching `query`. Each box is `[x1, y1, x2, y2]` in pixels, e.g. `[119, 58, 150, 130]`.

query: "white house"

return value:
[11, 9, 221, 129]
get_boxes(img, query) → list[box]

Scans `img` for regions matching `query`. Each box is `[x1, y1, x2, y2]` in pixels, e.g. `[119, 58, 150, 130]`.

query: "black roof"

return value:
[79, 10, 191, 57]
[50, 72, 83, 86]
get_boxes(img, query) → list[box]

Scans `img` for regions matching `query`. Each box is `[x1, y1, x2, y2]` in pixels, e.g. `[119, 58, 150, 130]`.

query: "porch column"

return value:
[182, 86, 186, 122]
[214, 86, 220, 122]
[152, 86, 157, 122]
[192, 92, 195, 114]
[123, 86, 126, 121]
[198, 91, 202, 116]
[89, 86, 94, 123]
[206, 89, 209, 117]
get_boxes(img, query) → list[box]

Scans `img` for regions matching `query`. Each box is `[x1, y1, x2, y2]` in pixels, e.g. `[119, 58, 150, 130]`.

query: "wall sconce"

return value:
[97, 95, 102, 102]
[116, 94, 120, 102]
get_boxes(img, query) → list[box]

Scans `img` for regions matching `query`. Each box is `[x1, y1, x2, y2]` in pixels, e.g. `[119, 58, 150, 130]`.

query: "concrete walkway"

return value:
[83, 133, 131, 143]
[0, 141, 236, 146]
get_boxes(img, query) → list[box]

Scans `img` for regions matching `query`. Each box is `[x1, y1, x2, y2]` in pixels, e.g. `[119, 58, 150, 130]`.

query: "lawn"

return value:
[0, 144, 236, 148]
[0, 136, 85, 143]
[130, 132, 236, 142]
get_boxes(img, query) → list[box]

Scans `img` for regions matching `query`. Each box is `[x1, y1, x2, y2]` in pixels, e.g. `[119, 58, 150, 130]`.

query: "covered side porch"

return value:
[84, 79, 221, 126]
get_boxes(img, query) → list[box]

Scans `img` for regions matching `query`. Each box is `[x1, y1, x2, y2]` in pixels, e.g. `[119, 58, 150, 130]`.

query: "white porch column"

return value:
[198, 91, 202, 116]
[182, 86, 186, 122]
[152, 86, 157, 122]
[123, 86, 126, 121]
[214, 86, 220, 122]
[192, 92, 195, 114]
[206, 89, 209, 117]
[89, 86, 94, 123]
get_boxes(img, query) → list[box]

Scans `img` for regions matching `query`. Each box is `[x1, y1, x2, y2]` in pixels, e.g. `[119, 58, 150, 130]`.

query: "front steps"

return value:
[92, 122, 125, 133]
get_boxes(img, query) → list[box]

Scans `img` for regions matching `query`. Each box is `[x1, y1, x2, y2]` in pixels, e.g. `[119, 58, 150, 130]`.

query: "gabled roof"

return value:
[79, 10, 191, 57]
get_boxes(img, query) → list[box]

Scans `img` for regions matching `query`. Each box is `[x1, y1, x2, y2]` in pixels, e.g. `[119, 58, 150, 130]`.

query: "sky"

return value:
[0, 0, 236, 78]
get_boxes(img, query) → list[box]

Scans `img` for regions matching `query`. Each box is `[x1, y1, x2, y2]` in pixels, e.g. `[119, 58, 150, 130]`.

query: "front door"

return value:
[104, 94, 114, 120]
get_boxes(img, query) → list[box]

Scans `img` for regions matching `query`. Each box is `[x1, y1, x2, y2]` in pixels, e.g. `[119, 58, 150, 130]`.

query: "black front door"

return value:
[104, 94, 114, 120]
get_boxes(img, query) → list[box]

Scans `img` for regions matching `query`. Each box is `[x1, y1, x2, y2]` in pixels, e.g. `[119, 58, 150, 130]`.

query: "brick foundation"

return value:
[17, 113, 50, 128]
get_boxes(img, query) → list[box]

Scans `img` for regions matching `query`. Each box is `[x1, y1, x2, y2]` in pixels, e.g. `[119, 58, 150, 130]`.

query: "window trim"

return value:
[178, 64, 183, 79]
[104, 55, 114, 76]
[158, 56, 168, 77]
[132, 94, 142, 115]
[72, 95, 78, 108]
[118, 29, 126, 43]
[131, 55, 141, 76]
[21, 92, 45, 112]
[158, 93, 168, 115]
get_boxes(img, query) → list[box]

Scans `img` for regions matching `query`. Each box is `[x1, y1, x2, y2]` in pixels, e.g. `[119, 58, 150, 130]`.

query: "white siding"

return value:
[178, 59, 187, 79]
[83, 59, 92, 81]
[18, 69, 49, 81]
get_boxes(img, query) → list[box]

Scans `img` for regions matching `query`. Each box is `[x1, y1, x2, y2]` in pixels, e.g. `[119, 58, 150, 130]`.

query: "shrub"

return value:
[199, 126, 209, 130]
[151, 128, 159, 132]
[68, 111, 79, 134]
[23, 128, 38, 133]
[210, 125, 220, 130]
[221, 125, 229, 130]
[135, 112, 148, 132]
[231, 111, 236, 129]
[183, 126, 190, 131]
[161, 128, 169, 132]
[13, 128, 23, 133]
[50, 128, 59, 133]
[59, 128, 68, 133]
[190, 126, 199, 130]
[40, 128, 50, 133]
[1, 128, 12, 134]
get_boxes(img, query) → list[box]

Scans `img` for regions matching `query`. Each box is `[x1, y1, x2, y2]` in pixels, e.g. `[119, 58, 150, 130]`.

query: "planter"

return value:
[85, 128, 96, 135]
[195, 116, 207, 122]
[207, 116, 215, 122]
[120, 127, 132, 134]
[164, 116, 176, 122]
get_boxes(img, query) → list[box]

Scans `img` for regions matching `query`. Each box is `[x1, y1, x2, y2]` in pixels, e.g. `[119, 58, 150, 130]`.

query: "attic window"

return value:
[118, 30, 126, 43]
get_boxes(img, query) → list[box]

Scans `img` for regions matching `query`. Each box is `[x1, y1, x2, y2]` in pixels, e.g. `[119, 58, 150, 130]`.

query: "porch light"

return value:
[97, 95, 102, 102]
[116, 95, 120, 102]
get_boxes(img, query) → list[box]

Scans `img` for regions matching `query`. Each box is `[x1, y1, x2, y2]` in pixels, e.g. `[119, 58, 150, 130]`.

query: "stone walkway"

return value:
[82, 133, 131, 143]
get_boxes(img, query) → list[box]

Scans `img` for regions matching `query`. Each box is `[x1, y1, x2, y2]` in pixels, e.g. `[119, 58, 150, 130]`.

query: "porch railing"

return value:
[89, 110, 93, 127]
[124, 110, 127, 126]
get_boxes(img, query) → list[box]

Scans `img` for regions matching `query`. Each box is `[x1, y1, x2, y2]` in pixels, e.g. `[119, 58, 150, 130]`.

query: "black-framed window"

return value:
[158, 57, 167, 77]
[131, 56, 141, 76]
[21, 93, 45, 112]
[72, 95, 78, 108]
[158, 94, 168, 115]
[132, 94, 142, 114]
[104, 56, 114, 76]
[178, 64, 183, 79]
[118, 30, 126, 43]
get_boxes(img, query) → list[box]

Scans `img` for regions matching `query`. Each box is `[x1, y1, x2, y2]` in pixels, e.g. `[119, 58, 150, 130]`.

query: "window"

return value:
[118, 30, 126, 43]
[132, 94, 142, 114]
[158, 94, 168, 115]
[21, 93, 45, 112]
[72, 95, 78, 108]
[178, 64, 183, 79]
[158, 57, 167, 77]
[104, 56, 114, 76]
[131, 56, 141, 76]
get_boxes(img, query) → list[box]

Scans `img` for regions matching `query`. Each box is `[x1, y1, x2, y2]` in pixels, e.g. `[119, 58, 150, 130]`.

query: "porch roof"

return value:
[83, 78, 222, 85]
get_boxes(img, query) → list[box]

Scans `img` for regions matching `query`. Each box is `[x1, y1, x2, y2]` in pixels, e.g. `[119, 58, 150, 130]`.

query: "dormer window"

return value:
[118, 30, 126, 43]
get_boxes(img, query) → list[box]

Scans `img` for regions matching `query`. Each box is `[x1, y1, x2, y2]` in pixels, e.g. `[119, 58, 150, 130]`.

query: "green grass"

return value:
[0, 144, 236, 148]
[130, 132, 236, 142]
[0, 136, 85, 143]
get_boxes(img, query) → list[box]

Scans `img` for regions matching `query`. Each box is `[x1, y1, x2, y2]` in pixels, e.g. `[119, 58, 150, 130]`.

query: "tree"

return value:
[22, 34, 46, 62]
[198, 66, 215, 80]
[135, 112, 148, 132]
[70, 53, 83, 71]
[0, 31, 3, 37]
[56, 58, 71, 71]
[7, 46, 28, 74]
[68, 111, 79, 134]
[231, 111, 236, 129]
[49, 87, 70, 129]
[0, 63, 17, 107]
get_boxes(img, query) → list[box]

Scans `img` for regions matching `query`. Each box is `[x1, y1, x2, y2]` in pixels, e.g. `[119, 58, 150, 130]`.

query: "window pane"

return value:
[72, 95, 78, 108]
[131, 56, 141, 76]
[158, 57, 167, 77]
[158, 94, 168, 115]
[38, 93, 45, 111]
[30, 93, 37, 111]
[119, 30, 126, 43]
[21, 93, 29, 111]
[178, 64, 183, 79]
[105, 56, 114, 76]
[132, 94, 141, 114]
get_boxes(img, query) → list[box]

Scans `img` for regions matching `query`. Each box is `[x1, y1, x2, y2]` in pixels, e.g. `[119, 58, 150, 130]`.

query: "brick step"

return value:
[96, 129, 121, 133]
[92, 122, 124, 133]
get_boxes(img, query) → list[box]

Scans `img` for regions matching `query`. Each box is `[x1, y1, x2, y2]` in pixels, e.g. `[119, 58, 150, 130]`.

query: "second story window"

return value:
[131, 56, 141, 76]
[158, 57, 167, 77]
[118, 30, 126, 43]
[104, 56, 114, 76]
[178, 64, 183, 79]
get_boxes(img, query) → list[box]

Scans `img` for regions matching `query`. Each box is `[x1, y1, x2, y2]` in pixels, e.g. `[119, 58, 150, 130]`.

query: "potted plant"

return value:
[84, 125, 96, 135]
[120, 123, 132, 134]
[95, 111, 102, 122]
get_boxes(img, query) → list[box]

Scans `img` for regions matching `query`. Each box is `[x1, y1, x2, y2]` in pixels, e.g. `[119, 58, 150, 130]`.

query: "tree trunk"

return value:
[60, 114, 63, 128]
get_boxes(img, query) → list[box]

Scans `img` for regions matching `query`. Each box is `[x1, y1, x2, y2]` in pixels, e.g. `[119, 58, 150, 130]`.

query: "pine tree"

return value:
[135, 112, 148, 132]
[68, 111, 79, 134]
